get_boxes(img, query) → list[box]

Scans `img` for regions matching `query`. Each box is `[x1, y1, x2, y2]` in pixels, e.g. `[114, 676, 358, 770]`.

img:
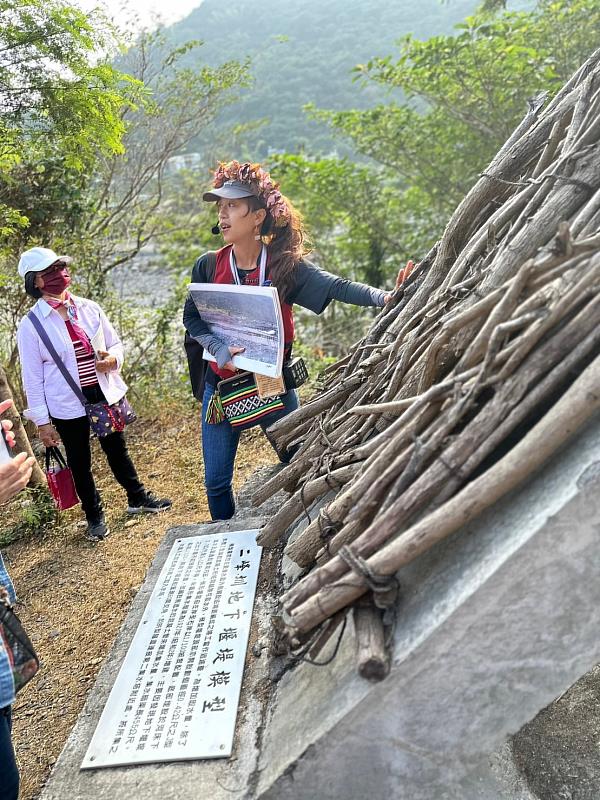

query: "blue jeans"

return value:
[201, 382, 299, 520]
[0, 707, 18, 800]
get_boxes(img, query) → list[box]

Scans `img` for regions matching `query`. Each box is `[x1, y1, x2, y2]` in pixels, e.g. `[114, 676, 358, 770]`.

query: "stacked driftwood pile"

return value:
[254, 51, 600, 676]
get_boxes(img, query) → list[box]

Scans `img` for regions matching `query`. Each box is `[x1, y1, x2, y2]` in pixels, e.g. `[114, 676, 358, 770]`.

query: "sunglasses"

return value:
[40, 262, 68, 276]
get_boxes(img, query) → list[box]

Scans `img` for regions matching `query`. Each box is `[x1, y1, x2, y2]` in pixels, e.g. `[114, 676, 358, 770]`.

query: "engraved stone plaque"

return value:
[81, 530, 262, 768]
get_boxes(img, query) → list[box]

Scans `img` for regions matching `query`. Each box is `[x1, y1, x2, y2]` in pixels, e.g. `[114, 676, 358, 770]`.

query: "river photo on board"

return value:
[188, 283, 285, 377]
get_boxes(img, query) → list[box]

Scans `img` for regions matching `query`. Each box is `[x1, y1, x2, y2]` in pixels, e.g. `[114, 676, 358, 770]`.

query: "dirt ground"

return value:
[2, 409, 276, 800]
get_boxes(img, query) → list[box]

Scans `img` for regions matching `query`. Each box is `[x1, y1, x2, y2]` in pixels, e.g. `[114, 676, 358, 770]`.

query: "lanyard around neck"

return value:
[229, 245, 267, 286]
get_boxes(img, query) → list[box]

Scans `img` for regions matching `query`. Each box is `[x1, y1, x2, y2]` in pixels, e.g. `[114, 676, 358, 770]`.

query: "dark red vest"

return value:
[209, 244, 295, 380]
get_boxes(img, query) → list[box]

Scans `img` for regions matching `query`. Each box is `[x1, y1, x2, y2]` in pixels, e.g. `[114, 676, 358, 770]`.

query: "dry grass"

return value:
[2, 408, 276, 800]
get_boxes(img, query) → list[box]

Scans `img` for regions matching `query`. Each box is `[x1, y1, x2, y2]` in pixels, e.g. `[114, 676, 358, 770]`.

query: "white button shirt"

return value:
[17, 295, 128, 425]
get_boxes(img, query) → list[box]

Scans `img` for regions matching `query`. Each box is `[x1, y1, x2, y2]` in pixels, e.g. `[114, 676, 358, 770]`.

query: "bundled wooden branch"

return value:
[254, 51, 600, 666]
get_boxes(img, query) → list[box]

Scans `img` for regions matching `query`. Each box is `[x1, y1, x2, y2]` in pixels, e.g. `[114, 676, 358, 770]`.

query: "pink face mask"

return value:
[40, 268, 71, 296]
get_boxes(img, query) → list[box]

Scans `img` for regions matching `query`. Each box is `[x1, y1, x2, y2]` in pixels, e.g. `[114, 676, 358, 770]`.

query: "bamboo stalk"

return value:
[256, 463, 360, 548]
[282, 295, 597, 609]
[285, 352, 600, 639]
[432, 319, 600, 510]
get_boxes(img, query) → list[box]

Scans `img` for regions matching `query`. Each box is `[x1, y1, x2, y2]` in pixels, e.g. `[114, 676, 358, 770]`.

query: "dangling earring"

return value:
[254, 229, 261, 241]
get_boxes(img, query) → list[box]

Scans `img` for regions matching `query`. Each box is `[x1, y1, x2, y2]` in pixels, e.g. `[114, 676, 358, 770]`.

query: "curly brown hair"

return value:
[246, 194, 310, 304]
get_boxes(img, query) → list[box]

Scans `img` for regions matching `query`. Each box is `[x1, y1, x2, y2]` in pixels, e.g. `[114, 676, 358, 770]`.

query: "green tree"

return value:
[269, 154, 410, 287]
[310, 0, 600, 248]
[0, 14, 250, 412]
[0, 0, 132, 231]
[165, 0, 481, 158]
[0, 0, 133, 413]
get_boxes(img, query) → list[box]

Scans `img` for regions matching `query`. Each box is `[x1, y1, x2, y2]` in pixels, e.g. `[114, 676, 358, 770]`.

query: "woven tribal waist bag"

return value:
[205, 371, 284, 430]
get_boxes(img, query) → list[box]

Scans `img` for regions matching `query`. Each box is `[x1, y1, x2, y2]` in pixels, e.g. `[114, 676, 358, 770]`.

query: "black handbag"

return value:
[283, 356, 309, 389]
[0, 598, 40, 693]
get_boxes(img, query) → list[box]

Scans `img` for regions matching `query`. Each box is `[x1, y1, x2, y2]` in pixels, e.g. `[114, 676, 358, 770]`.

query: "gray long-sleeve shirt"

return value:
[183, 254, 386, 369]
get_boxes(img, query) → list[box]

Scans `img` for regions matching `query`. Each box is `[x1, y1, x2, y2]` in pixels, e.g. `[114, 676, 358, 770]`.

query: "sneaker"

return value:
[85, 514, 109, 541]
[127, 491, 172, 515]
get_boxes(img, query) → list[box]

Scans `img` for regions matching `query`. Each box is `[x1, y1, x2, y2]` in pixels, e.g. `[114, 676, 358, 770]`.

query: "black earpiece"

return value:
[211, 222, 220, 235]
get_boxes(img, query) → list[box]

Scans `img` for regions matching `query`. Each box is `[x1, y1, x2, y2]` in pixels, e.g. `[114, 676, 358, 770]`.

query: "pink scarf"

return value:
[46, 293, 94, 357]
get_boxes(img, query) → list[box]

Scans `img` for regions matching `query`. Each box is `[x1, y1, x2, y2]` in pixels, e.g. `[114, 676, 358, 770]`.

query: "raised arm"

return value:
[288, 259, 415, 313]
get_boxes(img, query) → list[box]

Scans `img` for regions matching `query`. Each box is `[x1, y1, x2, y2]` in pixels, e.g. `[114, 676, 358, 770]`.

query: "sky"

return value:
[76, 0, 202, 30]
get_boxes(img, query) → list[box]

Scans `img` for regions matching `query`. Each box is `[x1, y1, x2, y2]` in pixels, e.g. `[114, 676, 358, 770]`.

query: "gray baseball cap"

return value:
[202, 179, 263, 203]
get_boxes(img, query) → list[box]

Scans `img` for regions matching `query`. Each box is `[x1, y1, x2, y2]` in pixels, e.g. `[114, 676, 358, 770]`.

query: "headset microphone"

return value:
[211, 222, 220, 235]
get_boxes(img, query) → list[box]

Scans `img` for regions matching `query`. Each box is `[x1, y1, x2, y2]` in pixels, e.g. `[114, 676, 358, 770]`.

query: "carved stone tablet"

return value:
[81, 531, 262, 768]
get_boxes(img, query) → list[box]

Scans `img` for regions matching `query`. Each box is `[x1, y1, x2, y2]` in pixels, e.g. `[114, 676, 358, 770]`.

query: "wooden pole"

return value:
[353, 595, 390, 682]
[285, 352, 600, 639]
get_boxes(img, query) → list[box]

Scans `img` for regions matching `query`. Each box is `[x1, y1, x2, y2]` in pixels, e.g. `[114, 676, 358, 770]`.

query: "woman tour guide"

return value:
[184, 160, 411, 521]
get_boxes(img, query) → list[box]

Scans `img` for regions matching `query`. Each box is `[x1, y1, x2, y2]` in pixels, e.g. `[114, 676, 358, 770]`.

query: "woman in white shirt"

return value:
[16, 247, 171, 541]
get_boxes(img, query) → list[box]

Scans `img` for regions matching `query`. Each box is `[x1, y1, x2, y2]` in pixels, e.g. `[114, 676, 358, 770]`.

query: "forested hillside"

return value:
[166, 0, 481, 155]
